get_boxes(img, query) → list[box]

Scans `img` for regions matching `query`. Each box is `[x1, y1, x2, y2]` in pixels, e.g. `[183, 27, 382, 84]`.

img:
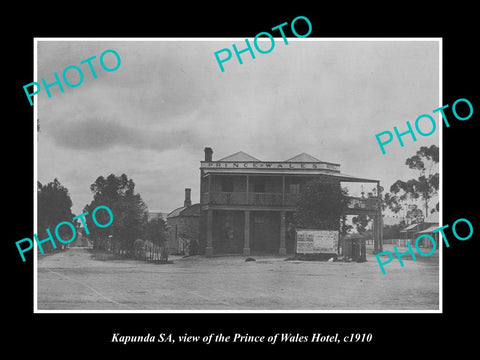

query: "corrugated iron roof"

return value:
[416, 225, 439, 234]
[167, 203, 200, 218]
[218, 151, 261, 162]
[167, 206, 186, 218]
[285, 153, 322, 162]
[400, 223, 421, 232]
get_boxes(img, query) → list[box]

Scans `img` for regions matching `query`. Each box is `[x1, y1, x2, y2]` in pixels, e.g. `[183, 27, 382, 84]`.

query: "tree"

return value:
[352, 214, 371, 234]
[348, 183, 384, 234]
[83, 174, 148, 255]
[37, 178, 75, 252]
[382, 221, 406, 240]
[294, 176, 349, 231]
[144, 217, 167, 246]
[384, 191, 403, 214]
[386, 179, 418, 222]
[386, 145, 439, 219]
[406, 204, 424, 224]
[404, 145, 439, 217]
[340, 214, 353, 235]
[143, 216, 169, 260]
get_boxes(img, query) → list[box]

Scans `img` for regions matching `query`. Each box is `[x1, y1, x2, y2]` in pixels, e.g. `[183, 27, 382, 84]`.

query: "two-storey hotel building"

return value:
[199, 147, 383, 256]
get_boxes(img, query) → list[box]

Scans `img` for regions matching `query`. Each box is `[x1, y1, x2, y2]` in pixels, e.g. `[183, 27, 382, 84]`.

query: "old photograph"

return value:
[34, 38, 441, 311]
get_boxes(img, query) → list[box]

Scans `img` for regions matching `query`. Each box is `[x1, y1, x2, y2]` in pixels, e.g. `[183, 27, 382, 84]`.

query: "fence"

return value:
[134, 239, 169, 262]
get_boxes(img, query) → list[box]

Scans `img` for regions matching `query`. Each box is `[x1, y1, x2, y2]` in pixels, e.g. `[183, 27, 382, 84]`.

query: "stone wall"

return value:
[167, 216, 200, 255]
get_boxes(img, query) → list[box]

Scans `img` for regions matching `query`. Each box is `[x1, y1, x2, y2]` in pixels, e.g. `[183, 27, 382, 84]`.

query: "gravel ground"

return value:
[36, 246, 440, 311]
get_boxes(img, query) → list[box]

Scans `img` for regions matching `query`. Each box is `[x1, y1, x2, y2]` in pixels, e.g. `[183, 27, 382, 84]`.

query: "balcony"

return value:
[202, 191, 299, 207]
[345, 196, 380, 212]
[202, 192, 380, 211]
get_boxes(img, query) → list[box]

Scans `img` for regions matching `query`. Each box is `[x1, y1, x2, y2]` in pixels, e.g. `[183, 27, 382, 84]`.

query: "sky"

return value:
[36, 39, 440, 217]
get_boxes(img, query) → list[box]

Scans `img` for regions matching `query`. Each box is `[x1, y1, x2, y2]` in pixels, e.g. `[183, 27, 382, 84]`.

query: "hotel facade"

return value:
[199, 148, 383, 256]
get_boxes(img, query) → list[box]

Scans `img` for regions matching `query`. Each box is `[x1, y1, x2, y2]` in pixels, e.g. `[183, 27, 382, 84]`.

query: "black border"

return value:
[7, 6, 479, 355]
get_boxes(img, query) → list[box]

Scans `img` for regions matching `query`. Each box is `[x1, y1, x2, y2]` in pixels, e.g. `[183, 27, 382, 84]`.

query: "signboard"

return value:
[295, 229, 339, 254]
[201, 161, 340, 172]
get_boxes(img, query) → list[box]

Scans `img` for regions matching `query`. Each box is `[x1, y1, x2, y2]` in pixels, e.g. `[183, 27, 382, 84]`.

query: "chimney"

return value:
[184, 188, 192, 207]
[204, 147, 213, 162]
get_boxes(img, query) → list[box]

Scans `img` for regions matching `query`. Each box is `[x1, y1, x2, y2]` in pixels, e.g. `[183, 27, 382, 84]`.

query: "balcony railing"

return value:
[202, 192, 380, 211]
[345, 196, 380, 211]
[202, 192, 299, 207]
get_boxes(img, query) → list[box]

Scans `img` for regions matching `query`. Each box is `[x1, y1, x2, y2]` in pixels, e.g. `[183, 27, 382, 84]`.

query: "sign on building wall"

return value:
[200, 161, 340, 172]
[295, 229, 339, 254]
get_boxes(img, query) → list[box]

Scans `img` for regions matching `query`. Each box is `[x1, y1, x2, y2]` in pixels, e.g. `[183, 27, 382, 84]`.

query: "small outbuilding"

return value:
[400, 211, 439, 247]
[414, 212, 439, 248]
[166, 188, 200, 255]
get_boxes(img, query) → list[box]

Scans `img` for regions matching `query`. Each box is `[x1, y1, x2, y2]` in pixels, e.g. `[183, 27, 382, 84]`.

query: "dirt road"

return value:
[36, 246, 439, 311]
